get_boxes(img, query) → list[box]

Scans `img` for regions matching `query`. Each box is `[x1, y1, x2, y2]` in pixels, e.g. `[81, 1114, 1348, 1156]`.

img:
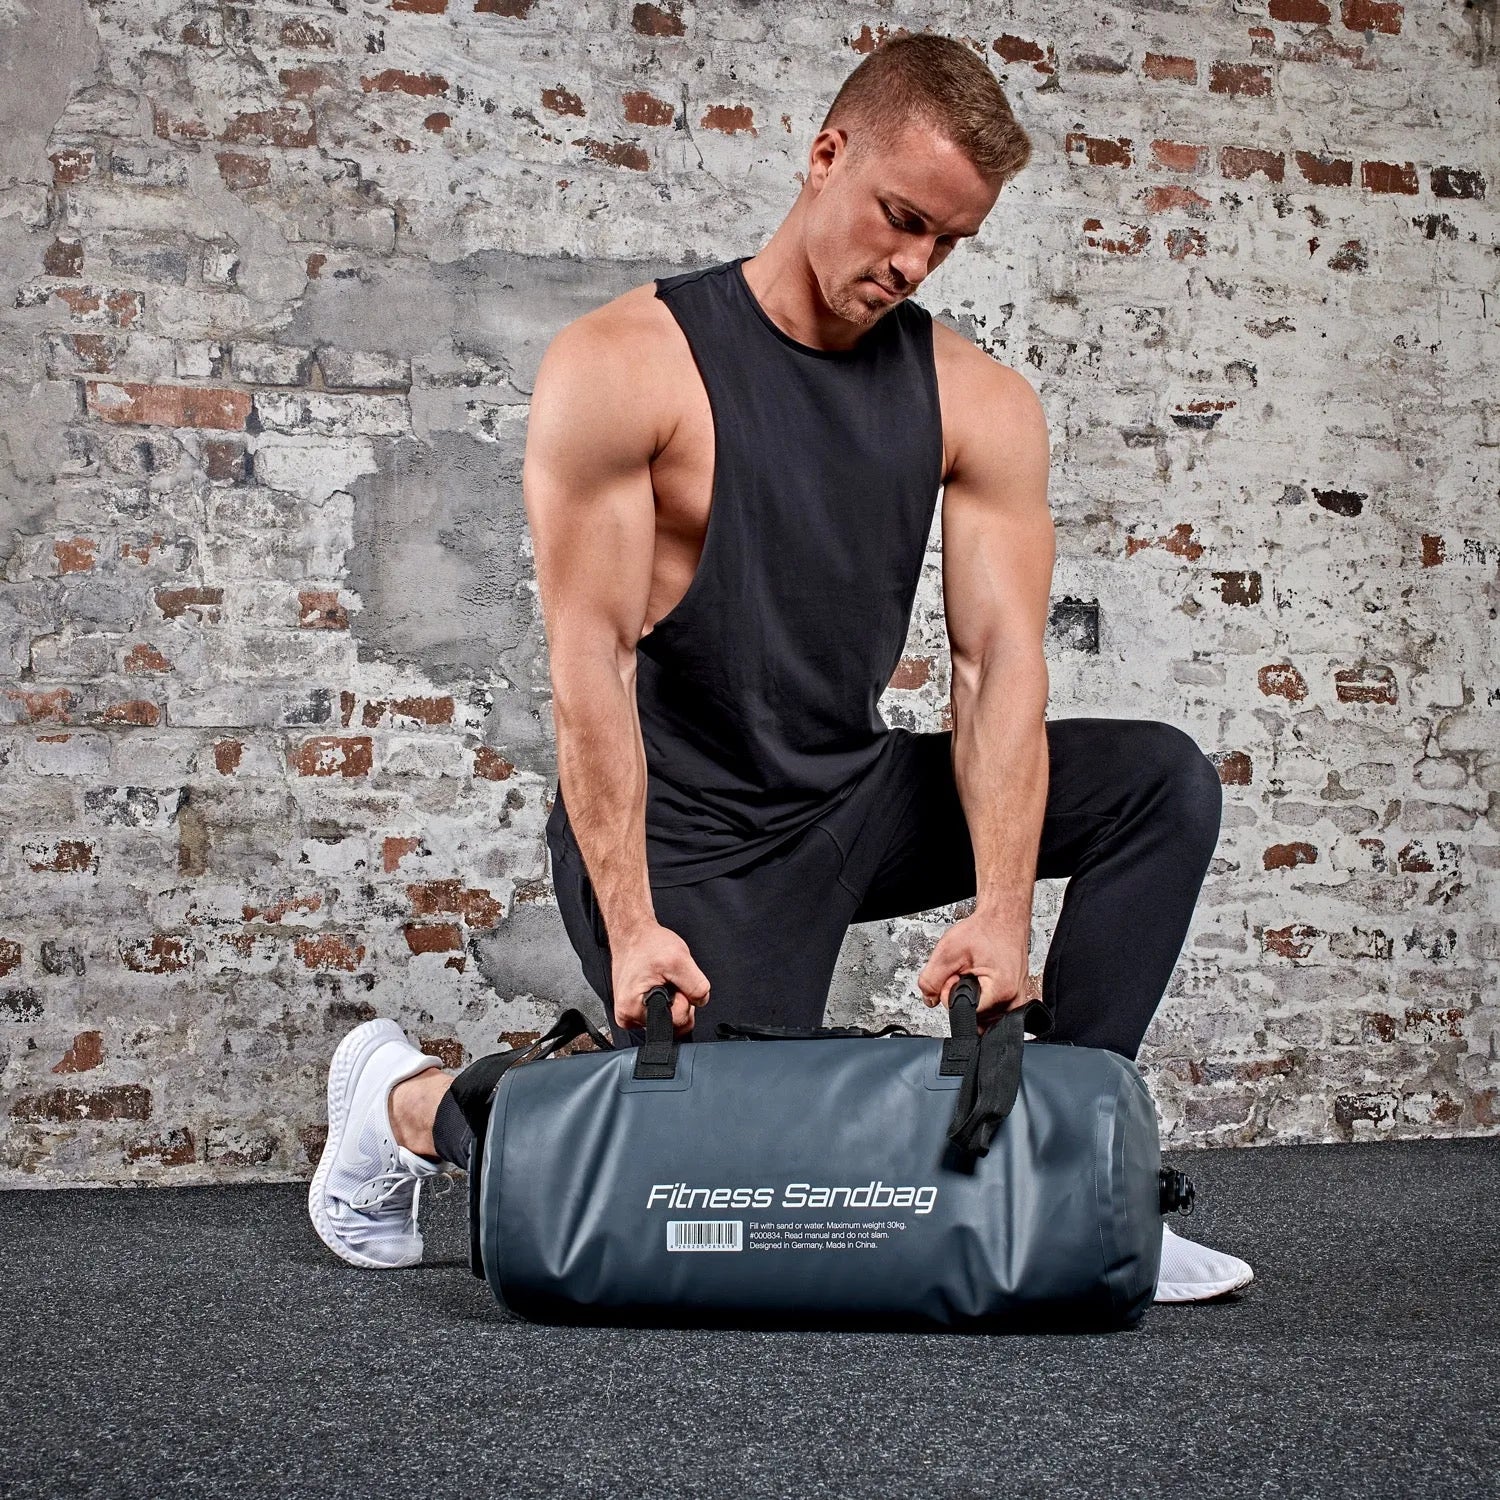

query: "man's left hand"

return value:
[917, 913, 1032, 1032]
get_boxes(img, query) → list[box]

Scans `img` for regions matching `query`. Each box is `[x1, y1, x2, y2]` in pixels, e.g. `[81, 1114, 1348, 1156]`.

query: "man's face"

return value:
[804, 119, 1000, 329]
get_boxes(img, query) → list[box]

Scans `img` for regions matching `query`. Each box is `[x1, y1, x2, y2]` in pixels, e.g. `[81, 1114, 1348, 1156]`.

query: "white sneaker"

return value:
[308, 1018, 453, 1269]
[1154, 1222, 1255, 1303]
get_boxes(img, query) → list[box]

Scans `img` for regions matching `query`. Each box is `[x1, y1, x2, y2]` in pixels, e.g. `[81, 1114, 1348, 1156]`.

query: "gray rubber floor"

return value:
[6, 1136, 1497, 1499]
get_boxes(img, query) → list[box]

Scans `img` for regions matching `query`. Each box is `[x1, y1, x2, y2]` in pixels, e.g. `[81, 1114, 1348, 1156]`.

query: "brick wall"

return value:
[0, 1, 1495, 1185]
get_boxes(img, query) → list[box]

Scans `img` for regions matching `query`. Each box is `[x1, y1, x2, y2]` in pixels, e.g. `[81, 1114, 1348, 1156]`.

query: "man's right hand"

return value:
[610, 920, 710, 1037]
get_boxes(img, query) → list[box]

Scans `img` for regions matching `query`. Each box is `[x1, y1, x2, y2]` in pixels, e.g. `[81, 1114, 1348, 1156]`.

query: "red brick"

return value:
[219, 106, 315, 149]
[542, 86, 585, 117]
[294, 934, 365, 971]
[13, 1084, 151, 1123]
[87, 381, 252, 431]
[242, 893, 322, 924]
[1151, 140, 1208, 172]
[1145, 185, 1212, 215]
[1143, 53, 1196, 83]
[1221, 146, 1285, 182]
[383, 836, 422, 873]
[298, 589, 348, 629]
[1431, 166, 1486, 200]
[1295, 150, 1354, 187]
[1258, 663, 1308, 702]
[1208, 62, 1271, 97]
[1169, 227, 1207, 260]
[44, 238, 84, 276]
[6, 687, 75, 723]
[53, 1030, 104, 1073]
[889, 655, 934, 690]
[1270, 0, 1331, 19]
[50, 147, 93, 184]
[1420, 534, 1444, 567]
[1081, 219, 1149, 255]
[699, 102, 756, 135]
[119, 934, 191, 974]
[1334, 665, 1397, 704]
[1263, 923, 1321, 960]
[423, 113, 451, 133]
[289, 736, 373, 777]
[1361, 160, 1418, 194]
[404, 922, 463, 954]
[101, 699, 160, 727]
[202, 439, 247, 483]
[632, 3, 685, 37]
[1341, 0, 1402, 34]
[1211, 570, 1262, 605]
[623, 91, 674, 126]
[54, 537, 97, 573]
[1264, 841, 1318, 870]
[473, 746, 514, 781]
[419, 1037, 465, 1069]
[0, 939, 20, 977]
[993, 34, 1048, 66]
[580, 138, 650, 171]
[124, 643, 172, 673]
[1066, 133, 1132, 168]
[216, 151, 270, 189]
[124, 1128, 196, 1165]
[154, 579, 223, 615]
[1211, 750, 1252, 785]
[213, 738, 244, 774]
[361, 70, 449, 97]
[27, 839, 98, 874]
[1126, 523, 1204, 561]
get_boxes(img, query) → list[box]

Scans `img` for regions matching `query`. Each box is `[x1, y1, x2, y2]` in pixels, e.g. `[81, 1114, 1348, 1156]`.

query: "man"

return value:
[308, 33, 1253, 1304]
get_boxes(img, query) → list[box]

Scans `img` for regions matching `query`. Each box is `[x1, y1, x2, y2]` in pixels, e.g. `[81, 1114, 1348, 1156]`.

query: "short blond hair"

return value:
[820, 32, 1032, 184]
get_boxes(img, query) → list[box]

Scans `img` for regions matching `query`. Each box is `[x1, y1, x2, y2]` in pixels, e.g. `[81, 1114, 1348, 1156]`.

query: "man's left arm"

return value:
[917, 355, 1055, 1026]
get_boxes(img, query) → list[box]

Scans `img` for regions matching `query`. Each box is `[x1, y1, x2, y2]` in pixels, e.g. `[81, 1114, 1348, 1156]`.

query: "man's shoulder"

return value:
[930, 318, 1044, 455]
[544, 279, 687, 383]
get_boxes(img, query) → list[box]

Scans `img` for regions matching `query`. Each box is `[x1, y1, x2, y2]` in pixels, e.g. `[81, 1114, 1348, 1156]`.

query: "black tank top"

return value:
[551, 254, 943, 888]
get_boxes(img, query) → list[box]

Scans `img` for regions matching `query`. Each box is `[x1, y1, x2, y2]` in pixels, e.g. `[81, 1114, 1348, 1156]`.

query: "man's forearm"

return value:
[950, 654, 1049, 937]
[551, 659, 656, 941]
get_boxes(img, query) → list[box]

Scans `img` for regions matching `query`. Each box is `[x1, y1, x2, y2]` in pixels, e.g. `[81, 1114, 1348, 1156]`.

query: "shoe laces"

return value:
[348, 1162, 456, 1235]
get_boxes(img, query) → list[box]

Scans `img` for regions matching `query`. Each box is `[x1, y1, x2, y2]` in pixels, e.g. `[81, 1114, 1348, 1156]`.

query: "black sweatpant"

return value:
[431, 717, 1223, 1169]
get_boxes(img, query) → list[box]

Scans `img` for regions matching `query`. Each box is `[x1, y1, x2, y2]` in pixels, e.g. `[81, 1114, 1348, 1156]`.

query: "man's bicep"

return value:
[940, 364, 1055, 683]
[523, 322, 659, 687]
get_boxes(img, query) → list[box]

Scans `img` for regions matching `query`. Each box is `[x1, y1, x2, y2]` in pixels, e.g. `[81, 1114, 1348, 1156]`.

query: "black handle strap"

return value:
[451, 1006, 615, 1137]
[943, 974, 1054, 1157]
[631, 984, 680, 1080]
[716, 1021, 915, 1041]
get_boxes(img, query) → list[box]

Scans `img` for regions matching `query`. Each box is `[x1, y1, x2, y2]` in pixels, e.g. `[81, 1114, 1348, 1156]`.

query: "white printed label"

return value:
[666, 1219, 743, 1252]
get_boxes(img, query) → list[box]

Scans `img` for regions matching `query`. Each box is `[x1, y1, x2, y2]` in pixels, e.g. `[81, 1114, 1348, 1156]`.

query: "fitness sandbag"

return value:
[452, 974, 1195, 1330]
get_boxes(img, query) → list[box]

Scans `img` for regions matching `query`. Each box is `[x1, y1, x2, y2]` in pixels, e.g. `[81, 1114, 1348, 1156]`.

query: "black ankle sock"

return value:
[431, 1087, 476, 1170]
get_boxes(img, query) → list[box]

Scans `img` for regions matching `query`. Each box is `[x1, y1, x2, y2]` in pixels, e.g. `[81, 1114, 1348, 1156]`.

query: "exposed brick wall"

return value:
[0, 2, 1495, 1184]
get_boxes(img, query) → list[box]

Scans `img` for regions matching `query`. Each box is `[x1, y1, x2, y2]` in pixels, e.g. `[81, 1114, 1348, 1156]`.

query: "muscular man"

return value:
[308, 33, 1254, 1304]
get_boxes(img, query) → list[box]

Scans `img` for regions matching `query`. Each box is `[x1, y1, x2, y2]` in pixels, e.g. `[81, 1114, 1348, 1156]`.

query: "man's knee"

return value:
[1144, 721, 1223, 834]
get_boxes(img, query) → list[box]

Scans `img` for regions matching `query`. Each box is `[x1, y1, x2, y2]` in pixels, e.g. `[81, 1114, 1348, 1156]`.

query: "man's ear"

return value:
[806, 127, 847, 191]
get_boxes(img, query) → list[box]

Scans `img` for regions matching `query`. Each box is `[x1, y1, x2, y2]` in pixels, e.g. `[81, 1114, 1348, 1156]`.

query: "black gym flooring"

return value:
[6, 1136, 1496, 1498]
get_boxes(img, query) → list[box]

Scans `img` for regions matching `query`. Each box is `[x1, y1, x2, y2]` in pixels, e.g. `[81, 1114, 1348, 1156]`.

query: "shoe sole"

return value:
[1155, 1268, 1255, 1303]
[307, 1018, 419, 1271]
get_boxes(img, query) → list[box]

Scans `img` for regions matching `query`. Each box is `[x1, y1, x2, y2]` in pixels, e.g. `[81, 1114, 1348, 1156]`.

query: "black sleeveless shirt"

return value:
[551, 254, 944, 888]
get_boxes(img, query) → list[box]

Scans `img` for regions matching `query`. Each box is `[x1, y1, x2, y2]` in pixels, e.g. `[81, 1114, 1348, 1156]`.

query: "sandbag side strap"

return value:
[944, 975, 1055, 1157]
[451, 1006, 615, 1138]
[716, 1021, 915, 1040]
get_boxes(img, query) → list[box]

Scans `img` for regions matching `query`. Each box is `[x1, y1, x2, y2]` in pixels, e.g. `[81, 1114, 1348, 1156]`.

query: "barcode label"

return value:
[666, 1219, 743, 1252]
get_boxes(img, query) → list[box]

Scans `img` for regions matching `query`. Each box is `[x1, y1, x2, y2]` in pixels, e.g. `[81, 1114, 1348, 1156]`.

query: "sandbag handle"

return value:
[632, 983, 680, 1080]
[943, 973, 1055, 1157]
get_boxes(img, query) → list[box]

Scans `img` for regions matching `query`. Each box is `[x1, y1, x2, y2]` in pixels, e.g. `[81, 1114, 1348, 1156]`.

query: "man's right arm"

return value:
[522, 310, 662, 946]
